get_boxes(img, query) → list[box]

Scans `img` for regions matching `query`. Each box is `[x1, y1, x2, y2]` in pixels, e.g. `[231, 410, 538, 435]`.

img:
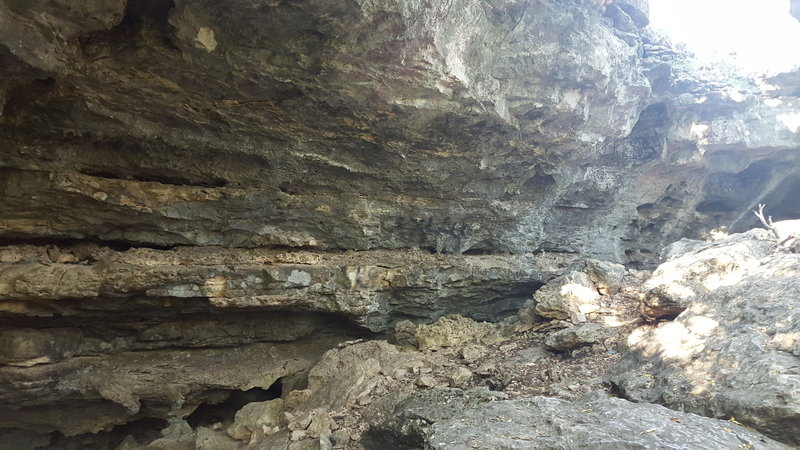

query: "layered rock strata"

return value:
[0, 243, 572, 437]
[1, 0, 800, 445]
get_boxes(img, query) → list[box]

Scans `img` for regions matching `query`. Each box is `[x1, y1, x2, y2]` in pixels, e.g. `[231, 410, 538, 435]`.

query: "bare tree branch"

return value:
[753, 203, 779, 238]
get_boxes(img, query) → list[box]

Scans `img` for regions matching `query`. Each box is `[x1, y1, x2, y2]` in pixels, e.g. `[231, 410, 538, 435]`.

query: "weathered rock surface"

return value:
[0, 339, 329, 436]
[0, 244, 569, 332]
[1, 0, 796, 267]
[362, 388, 507, 449]
[0, 220, 570, 441]
[1, 0, 800, 446]
[518, 270, 600, 324]
[414, 314, 496, 350]
[639, 229, 773, 320]
[0, 0, 657, 262]
[369, 389, 789, 449]
[227, 398, 283, 441]
[584, 258, 625, 294]
[543, 323, 607, 351]
[607, 230, 800, 446]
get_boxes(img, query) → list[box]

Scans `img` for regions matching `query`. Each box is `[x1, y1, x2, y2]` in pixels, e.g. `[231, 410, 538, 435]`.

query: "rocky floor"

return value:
[25, 264, 648, 450]
[8, 231, 798, 449]
[329, 270, 650, 448]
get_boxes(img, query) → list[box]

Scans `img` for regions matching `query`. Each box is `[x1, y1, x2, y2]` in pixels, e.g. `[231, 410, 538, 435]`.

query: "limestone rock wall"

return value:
[1, 0, 799, 443]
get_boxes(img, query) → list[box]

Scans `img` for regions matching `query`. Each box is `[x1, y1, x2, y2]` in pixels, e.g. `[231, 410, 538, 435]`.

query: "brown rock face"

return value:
[1, 0, 800, 444]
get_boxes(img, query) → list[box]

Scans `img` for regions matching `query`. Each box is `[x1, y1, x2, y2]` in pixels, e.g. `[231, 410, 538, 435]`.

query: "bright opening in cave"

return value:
[649, 0, 800, 75]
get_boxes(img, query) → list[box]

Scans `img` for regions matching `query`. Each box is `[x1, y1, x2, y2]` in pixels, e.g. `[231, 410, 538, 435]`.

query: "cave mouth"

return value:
[649, 0, 800, 75]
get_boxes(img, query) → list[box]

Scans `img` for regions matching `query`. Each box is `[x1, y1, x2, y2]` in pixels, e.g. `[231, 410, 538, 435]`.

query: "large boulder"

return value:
[361, 388, 507, 449]
[518, 271, 600, 324]
[227, 399, 284, 441]
[639, 229, 773, 320]
[607, 230, 800, 446]
[368, 389, 789, 449]
[297, 341, 432, 413]
[584, 259, 625, 295]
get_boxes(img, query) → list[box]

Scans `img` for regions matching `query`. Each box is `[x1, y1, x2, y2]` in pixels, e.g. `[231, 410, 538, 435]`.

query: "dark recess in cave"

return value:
[187, 382, 283, 429]
[79, 0, 178, 61]
[461, 247, 495, 255]
[733, 172, 800, 231]
[0, 77, 56, 124]
[626, 102, 668, 163]
[696, 161, 774, 216]
[519, 173, 557, 197]
[48, 417, 169, 450]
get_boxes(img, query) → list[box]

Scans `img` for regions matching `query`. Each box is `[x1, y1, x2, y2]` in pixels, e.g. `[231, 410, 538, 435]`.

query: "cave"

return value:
[1, 0, 799, 448]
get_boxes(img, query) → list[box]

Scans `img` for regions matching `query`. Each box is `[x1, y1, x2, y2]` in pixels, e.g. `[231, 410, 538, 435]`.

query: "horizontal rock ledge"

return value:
[0, 338, 335, 436]
[0, 244, 576, 331]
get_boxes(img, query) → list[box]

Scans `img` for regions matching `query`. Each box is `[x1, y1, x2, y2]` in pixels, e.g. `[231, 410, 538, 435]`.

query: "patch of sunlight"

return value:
[600, 315, 624, 327]
[771, 332, 800, 352]
[686, 315, 719, 336]
[649, 0, 800, 76]
[203, 276, 228, 297]
[702, 271, 744, 290]
[649, 263, 698, 300]
[559, 283, 600, 306]
[690, 122, 710, 151]
[708, 227, 729, 240]
[627, 326, 651, 348]
[726, 87, 746, 102]
[648, 319, 716, 360]
[702, 256, 764, 290]
[777, 113, 800, 132]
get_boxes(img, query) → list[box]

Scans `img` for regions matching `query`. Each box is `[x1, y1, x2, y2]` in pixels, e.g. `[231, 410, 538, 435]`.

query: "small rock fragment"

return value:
[585, 259, 625, 294]
[415, 315, 494, 349]
[287, 412, 312, 431]
[284, 389, 312, 410]
[161, 420, 192, 438]
[393, 320, 418, 347]
[392, 368, 409, 380]
[543, 323, 606, 352]
[416, 375, 438, 388]
[448, 366, 473, 387]
[331, 429, 351, 447]
[459, 344, 487, 363]
[306, 409, 334, 438]
[195, 427, 240, 450]
[115, 435, 141, 450]
[290, 429, 307, 441]
[320, 432, 333, 450]
[227, 398, 284, 441]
